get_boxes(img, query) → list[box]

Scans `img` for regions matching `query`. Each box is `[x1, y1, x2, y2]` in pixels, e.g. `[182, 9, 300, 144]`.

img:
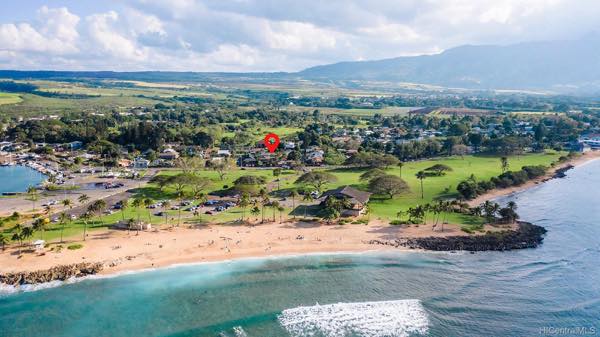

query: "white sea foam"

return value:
[278, 299, 429, 337]
[233, 326, 248, 337]
[0, 277, 88, 296]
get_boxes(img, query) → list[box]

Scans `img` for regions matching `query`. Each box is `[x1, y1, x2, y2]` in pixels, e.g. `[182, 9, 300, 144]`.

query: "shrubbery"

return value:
[457, 165, 548, 200]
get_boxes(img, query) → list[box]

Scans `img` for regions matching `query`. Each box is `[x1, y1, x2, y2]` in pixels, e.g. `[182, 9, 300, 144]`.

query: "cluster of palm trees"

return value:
[397, 200, 472, 231]
[471, 200, 518, 224]
[83, 199, 107, 241]
[396, 199, 519, 231]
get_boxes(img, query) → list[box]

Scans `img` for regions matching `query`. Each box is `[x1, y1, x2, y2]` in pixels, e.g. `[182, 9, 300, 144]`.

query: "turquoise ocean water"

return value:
[1, 159, 599, 336]
[0, 165, 46, 194]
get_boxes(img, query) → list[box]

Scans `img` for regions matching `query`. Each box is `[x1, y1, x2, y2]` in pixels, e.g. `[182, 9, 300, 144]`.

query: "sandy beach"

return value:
[1, 218, 493, 275]
[1, 151, 598, 278]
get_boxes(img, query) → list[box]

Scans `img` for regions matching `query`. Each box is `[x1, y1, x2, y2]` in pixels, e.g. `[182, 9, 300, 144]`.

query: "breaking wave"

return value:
[278, 299, 429, 337]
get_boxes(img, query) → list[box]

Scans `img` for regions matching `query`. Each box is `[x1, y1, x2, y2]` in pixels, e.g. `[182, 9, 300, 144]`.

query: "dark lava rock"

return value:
[369, 222, 547, 252]
[0, 262, 103, 286]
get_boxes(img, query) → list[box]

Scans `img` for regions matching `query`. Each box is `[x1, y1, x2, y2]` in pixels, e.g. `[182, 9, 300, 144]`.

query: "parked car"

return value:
[224, 202, 236, 208]
[215, 206, 226, 212]
[205, 210, 214, 215]
[70, 214, 77, 220]
[204, 200, 219, 206]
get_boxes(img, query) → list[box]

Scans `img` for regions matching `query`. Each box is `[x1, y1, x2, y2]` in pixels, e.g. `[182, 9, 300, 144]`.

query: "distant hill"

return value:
[3, 36, 600, 95]
[298, 36, 600, 94]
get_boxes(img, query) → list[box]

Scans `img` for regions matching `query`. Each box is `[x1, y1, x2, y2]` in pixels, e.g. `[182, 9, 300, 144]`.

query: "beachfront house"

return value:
[321, 186, 372, 217]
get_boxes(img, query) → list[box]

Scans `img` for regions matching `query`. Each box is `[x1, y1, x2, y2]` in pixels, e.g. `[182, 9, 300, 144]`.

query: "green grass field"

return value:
[0, 92, 22, 105]
[0, 152, 563, 243]
[222, 126, 303, 140]
[277, 105, 416, 117]
[0, 93, 163, 116]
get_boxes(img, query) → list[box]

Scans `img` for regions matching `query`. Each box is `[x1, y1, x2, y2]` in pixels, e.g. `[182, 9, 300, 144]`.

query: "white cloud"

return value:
[85, 11, 147, 61]
[1, 0, 600, 71]
[0, 6, 79, 54]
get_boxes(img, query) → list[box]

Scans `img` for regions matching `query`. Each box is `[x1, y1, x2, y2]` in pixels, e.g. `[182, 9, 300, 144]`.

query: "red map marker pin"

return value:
[264, 133, 280, 153]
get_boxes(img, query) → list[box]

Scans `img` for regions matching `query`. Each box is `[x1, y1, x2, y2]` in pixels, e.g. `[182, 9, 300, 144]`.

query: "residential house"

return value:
[321, 186, 372, 217]
[579, 134, 600, 149]
[133, 157, 150, 169]
[159, 148, 180, 160]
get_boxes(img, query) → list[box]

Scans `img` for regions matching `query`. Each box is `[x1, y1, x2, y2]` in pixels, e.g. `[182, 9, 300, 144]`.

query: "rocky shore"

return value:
[552, 164, 574, 179]
[369, 222, 547, 252]
[0, 262, 103, 286]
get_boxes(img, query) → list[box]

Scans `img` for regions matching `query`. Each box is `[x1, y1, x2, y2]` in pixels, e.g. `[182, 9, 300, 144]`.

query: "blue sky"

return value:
[1, 0, 599, 72]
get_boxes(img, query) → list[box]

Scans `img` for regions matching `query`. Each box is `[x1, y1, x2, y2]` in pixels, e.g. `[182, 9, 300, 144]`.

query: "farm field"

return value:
[281, 105, 416, 116]
[0, 93, 164, 116]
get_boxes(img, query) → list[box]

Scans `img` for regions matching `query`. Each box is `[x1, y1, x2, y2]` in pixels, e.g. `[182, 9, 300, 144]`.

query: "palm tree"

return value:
[302, 193, 314, 219]
[93, 199, 107, 226]
[416, 171, 427, 199]
[270, 201, 280, 222]
[58, 212, 69, 243]
[161, 200, 171, 226]
[32, 217, 50, 240]
[78, 194, 90, 206]
[61, 198, 72, 212]
[397, 161, 404, 178]
[80, 212, 91, 241]
[259, 189, 269, 223]
[143, 198, 154, 224]
[0, 234, 7, 251]
[500, 156, 509, 173]
[483, 200, 500, 223]
[26, 185, 38, 212]
[175, 191, 185, 226]
[239, 193, 250, 222]
[127, 218, 136, 234]
[250, 206, 260, 222]
[507, 201, 517, 211]
[289, 189, 298, 219]
[471, 205, 483, 217]
[44, 204, 52, 218]
[273, 168, 282, 191]
[131, 197, 143, 227]
[119, 199, 129, 222]
[277, 206, 285, 223]
[21, 226, 34, 245]
[11, 224, 24, 255]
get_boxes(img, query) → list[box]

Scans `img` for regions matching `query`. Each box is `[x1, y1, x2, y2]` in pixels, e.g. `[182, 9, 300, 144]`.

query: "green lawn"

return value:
[0, 92, 22, 105]
[222, 126, 303, 141]
[320, 152, 563, 221]
[0, 152, 563, 243]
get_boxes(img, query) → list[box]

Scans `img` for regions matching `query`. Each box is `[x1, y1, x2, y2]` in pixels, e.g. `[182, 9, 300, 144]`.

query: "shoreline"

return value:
[0, 218, 533, 285]
[467, 151, 600, 207]
[1, 151, 597, 284]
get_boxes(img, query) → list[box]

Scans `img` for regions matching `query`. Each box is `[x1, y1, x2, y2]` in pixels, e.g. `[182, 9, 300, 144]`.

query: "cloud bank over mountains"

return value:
[1, 0, 600, 72]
